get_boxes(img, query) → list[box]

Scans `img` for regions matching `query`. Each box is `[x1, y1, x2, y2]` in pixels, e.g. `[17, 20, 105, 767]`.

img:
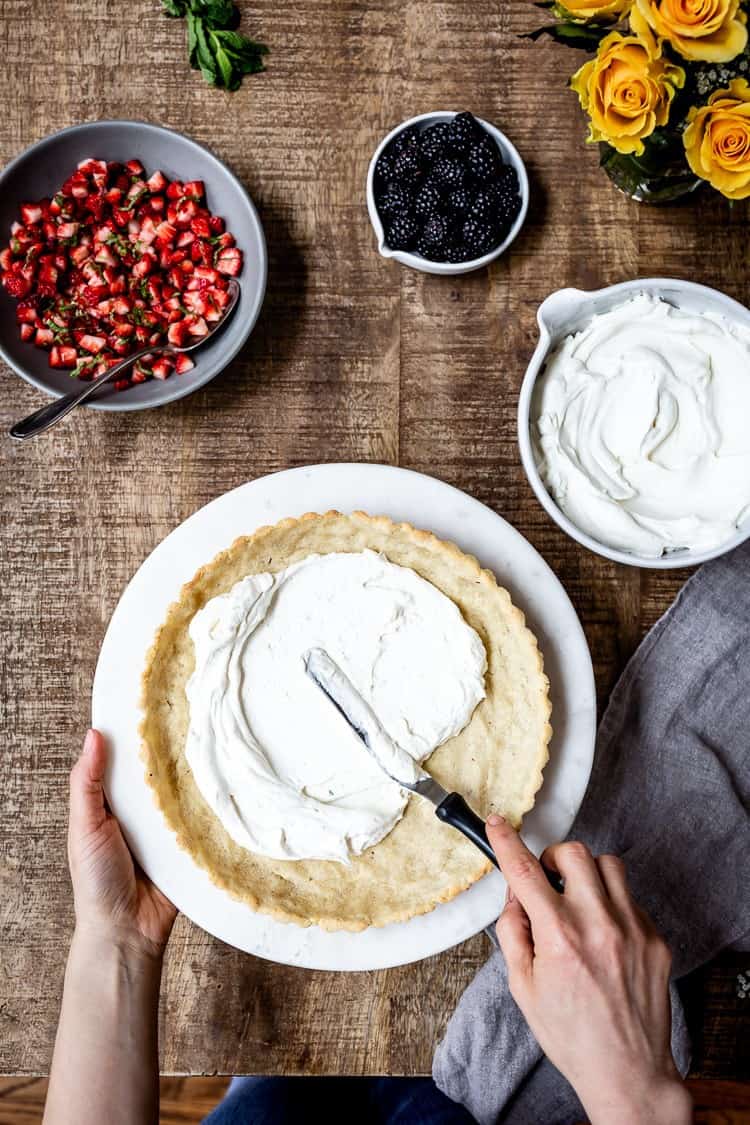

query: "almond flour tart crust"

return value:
[140, 511, 552, 932]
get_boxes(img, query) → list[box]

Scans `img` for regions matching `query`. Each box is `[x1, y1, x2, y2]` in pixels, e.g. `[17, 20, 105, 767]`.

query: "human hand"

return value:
[68, 729, 176, 960]
[486, 816, 691, 1125]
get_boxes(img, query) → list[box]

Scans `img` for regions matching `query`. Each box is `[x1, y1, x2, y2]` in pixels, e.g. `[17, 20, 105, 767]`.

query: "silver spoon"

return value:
[9, 277, 241, 440]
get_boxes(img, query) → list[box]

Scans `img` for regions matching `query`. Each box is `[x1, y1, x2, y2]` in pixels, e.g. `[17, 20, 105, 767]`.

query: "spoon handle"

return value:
[9, 344, 170, 441]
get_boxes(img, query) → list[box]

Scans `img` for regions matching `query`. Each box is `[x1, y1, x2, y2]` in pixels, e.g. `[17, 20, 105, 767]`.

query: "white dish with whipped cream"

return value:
[92, 464, 596, 970]
[519, 279, 750, 568]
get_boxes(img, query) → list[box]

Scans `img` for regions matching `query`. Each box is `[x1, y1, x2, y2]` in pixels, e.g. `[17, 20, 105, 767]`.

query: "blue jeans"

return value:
[203, 1077, 477, 1124]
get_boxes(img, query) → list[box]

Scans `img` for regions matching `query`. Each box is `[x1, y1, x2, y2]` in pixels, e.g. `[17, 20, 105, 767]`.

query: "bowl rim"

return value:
[517, 276, 750, 570]
[0, 119, 267, 412]
[365, 110, 529, 276]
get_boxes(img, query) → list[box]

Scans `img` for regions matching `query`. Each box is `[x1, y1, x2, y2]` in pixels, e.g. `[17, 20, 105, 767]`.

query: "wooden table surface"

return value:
[0, 0, 748, 1087]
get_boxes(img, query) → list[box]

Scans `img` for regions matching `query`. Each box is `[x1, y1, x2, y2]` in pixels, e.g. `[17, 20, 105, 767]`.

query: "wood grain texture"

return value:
[0, 0, 747, 1087]
[1, 1075, 749, 1123]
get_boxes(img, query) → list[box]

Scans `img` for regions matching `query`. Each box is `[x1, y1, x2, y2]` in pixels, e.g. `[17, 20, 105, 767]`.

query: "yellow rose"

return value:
[684, 77, 750, 197]
[631, 0, 747, 62]
[571, 32, 685, 155]
[559, 0, 633, 18]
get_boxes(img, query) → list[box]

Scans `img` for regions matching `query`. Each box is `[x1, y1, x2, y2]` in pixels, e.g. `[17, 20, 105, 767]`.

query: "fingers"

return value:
[596, 854, 630, 904]
[69, 729, 108, 838]
[486, 815, 559, 924]
[496, 892, 533, 987]
[542, 841, 607, 904]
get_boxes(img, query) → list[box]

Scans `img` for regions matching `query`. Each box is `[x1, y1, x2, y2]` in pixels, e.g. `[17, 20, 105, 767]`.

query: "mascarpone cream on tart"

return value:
[140, 512, 551, 931]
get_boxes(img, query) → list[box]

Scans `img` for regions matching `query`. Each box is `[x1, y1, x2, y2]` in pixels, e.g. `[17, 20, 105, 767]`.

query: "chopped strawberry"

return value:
[151, 357, 173, 380]
[112, 296, 132, 316]
[19, 322, 34, 341]
[125, 159, 145, 176]
[34, 327, 54, 348]
[132, 253, 156, 279]
[79, 333, 107, 354]
[20, 202, 43, 225]
[146, 170, 167, 192]
[48, 346, 65, 368]
[59, 346, 78, 367]
[190, 216, 211, 240]
[2, 272, 31, 298]
[154, 220, 177, 245]
[15, 300, 38, 324]
[208, 214, 225, 235]
[149, 195, 165, 214]
[175, 353, 195, 374]
[183, 180, 205, 201]
[167, 320, 190, 347]
[175, 198, 199, 226]
[216, 247, 242, 276]
[184, 314, 208, 337]
[184, 291, 208, 316]
[166, 180, 184, 200]
[0, 247, 11, 270]
[94, 244, 118, 268]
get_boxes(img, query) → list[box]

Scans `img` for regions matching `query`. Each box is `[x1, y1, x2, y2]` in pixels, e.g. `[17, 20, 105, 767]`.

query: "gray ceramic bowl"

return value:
[0, 120, 267, 412]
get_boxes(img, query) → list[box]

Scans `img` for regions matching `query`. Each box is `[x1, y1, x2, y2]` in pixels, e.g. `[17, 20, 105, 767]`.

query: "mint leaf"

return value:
[164, 0, 267, 90]
[162, 0, 188, 16]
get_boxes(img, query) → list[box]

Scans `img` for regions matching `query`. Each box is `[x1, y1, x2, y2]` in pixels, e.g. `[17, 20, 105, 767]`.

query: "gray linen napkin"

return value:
[433, 539, 750, 1125]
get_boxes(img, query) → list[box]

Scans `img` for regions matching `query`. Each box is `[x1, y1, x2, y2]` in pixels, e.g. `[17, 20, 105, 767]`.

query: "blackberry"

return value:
[494, 181, 521, 225]
[443, 242, 473, 264]
[419, 121, 451, 164]
[391, 149, 423, 187]
[374, 150, 395, 184]
[462, 217, 497, 256]
[386, 213, 419, 251]
[448, 111, 482, 155]
[420, 214, 451, 249]
[377, 184, 412, 217]
[432, 156, 465, 189]
[391, 125, 420, 157]
[466, 139, 501, 183]
[413, 182, 444, 218]
[447, 187, 473, 216]
[468, 190, 497, 223]
[499, 163, 519, 192]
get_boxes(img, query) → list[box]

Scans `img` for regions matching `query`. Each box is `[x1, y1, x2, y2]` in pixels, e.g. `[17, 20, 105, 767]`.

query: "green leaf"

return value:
[200, 0, 238, 29]
[191, 12, 219, 83]
[211, 27, 268, 72]
[212, 43, 234, 88]
[164, 0, 267, 90]
[521, 21, 610, 46]
[162, 0, 188, 16]
[186, 9, 199, 64]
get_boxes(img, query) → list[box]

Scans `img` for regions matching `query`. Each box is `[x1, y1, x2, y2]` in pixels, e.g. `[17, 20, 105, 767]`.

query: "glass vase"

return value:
[599, 142, 702, 204]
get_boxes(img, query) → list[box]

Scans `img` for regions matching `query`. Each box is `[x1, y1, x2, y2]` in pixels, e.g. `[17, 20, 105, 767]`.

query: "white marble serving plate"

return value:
[92, 464, 596, 971]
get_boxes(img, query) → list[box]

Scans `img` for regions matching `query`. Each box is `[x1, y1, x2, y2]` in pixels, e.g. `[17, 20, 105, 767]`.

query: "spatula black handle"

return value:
[435, 791, 564, 893]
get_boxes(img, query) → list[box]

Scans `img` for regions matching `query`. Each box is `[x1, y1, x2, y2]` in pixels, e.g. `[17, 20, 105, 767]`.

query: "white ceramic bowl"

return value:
[366, 111, 529, 276]
[518, 277, 750, 569]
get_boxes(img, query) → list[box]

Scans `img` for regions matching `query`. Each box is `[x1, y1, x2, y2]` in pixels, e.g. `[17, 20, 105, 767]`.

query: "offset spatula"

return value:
[304, 646, 502, 870]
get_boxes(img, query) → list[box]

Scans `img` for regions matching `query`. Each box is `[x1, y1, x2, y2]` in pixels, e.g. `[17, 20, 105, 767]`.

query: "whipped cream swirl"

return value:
[533, 294, 750, 557]
[184, 550, 486, 863]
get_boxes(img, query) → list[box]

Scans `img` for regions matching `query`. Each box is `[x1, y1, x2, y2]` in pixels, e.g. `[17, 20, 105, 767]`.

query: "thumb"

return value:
[496, 891, 533, 990]
[69, 729, 108, 839]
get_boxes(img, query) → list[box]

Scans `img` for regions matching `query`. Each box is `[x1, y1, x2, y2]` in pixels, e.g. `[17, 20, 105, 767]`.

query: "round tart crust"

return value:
[140, 512, 552, 931]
